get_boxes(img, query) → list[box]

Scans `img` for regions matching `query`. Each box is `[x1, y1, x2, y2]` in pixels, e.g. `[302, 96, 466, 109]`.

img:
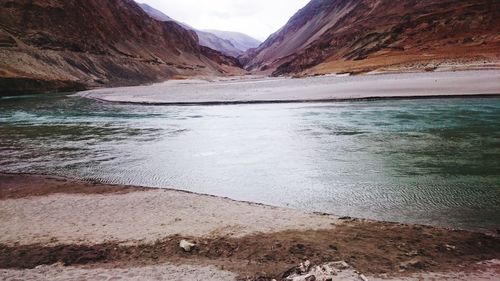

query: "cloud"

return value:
[138, 0, 310, 41]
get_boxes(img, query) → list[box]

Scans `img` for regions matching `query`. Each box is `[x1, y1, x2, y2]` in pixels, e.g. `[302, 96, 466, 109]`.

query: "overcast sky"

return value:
[139, 0, 310, 41]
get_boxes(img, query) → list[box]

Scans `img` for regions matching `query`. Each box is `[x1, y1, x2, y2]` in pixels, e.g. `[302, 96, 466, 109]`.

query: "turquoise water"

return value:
[1, 94, 499, 230]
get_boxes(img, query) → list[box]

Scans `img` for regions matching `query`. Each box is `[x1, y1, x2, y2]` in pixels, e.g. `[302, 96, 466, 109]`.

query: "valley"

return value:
[1, 1, 499, 280]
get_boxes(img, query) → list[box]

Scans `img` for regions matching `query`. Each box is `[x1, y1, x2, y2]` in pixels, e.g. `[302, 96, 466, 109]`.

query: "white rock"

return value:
[331, 261, 350, 270]
[445, 244, 456, 251]
[299, 260, 311, 273]
[179, 239, 196, 252]
[284, 261, 369, 281]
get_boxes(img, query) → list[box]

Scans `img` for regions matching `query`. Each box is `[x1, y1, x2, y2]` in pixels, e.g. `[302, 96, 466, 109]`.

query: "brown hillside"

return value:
[0, 0, 242, 95]
[243, 0, 500, 76]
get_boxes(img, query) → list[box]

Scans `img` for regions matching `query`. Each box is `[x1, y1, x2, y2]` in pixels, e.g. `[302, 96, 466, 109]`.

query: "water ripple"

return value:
[0, 95, 499, 230]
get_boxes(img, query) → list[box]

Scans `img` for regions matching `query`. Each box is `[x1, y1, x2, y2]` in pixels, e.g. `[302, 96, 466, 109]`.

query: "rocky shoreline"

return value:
[0, 173, 499, 280]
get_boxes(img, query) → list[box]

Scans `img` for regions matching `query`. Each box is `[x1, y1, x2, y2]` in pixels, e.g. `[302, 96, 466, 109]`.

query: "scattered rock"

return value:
[299, 261, 312, 273]
[179, 239, 196, 252]
[283, 261, 367, 281]
[406, 250, 419, 256]
[282, 267, 301, 279]
[332, 261, 350, 270]
[314, 212, 331, 216]
[33, 262, 66, 274]
[444, 244, 456, 251]
[305, 275, 316, 281]
[399, 257, 426, 270]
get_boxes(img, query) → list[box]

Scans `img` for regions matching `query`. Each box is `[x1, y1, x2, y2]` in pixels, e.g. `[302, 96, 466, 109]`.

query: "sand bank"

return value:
[78, 70, 500, 105]
[0, 174, 337, 246]
[0, 174, 499, 280]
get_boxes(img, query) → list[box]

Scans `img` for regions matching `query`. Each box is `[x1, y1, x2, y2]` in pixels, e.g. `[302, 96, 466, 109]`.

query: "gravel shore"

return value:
[78, 70, 500, 105]
[1, 173, 499, 280]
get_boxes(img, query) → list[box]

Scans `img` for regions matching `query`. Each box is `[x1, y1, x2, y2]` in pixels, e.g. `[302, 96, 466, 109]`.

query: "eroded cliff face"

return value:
[244, 0, 500, 76]
[0, 0, 242, 95]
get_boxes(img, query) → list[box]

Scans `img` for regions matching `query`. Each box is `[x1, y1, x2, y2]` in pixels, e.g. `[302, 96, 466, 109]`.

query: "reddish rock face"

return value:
[243, 0, 500, 75]
[0, 0, 243, 95]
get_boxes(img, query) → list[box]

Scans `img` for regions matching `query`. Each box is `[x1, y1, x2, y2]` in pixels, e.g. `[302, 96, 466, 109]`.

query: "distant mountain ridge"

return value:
[197, 31, 243, 58]
[137, 2, 260, 57]
[203, 30, 261, 54]
[243, 0, 500, 75]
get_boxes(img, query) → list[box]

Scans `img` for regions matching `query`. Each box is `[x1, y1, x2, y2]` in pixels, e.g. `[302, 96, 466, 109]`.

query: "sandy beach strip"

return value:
[0, 173, 338, 246]
[78, 70, 500, 105]
[1, 173, 499, 280]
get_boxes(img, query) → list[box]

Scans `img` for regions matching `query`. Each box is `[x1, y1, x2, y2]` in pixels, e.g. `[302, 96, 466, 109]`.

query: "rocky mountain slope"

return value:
[197, 31, 243, 58]
[137, 3, 259, 58]
[203, 29, 261, 53]
[137, 3, 172, 21]
[0, 0, 242, 95]
[244, 0, 500, 76]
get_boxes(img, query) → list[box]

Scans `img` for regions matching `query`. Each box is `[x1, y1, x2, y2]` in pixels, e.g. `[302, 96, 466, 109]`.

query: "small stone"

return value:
[299, 260, 311, 273]
[399, 257, 425, 269]
[332, 261, 350, 270]
[444, 244, 456, 251]
[406, 250, 418, 256]
[282, 266, 300, 278]
[305, 275, 316, 281]
[179, 239, 196, 252]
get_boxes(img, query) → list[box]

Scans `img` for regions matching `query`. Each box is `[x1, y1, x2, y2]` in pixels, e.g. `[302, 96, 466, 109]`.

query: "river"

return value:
[1, 94, 499, 230]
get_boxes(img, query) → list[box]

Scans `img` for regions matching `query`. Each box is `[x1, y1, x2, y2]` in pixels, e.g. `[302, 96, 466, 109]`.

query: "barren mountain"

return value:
[244, 0, 500, 76]
[197, 31, 243, 58]
[137, 3, 172, 21]
[203, 30, 261, 53]
[137, 3, 254, 58]
[0, 0, 242, 95]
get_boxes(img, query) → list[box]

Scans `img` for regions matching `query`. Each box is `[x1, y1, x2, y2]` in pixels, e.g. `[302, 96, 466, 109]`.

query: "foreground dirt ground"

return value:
[0, 173, 499, 280]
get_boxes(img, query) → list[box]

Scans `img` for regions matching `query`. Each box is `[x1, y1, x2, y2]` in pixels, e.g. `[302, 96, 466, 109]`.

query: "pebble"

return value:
[179, 239, 196, 252]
